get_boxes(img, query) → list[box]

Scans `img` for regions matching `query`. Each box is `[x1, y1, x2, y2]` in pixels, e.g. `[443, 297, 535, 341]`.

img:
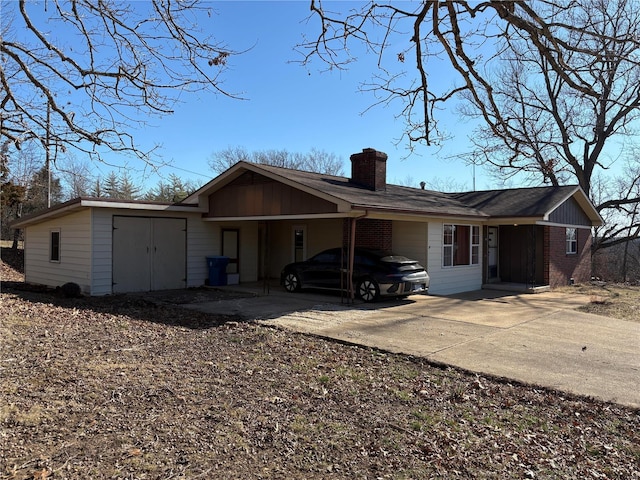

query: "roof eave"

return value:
[10, 197, 205, 229]
[350, 204, 490, 221]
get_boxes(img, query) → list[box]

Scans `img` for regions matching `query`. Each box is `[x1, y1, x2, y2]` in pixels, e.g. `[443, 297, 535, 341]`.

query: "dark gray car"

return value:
[280, 247, 429, 302]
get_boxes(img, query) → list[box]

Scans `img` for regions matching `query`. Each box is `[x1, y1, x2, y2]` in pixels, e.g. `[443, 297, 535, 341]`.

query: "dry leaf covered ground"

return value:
[1, 248, 639, 479]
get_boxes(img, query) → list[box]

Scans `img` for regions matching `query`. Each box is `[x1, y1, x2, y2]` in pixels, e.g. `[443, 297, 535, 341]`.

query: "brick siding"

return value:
[343, 218, 393, 251]
[547, 226, 592, 287]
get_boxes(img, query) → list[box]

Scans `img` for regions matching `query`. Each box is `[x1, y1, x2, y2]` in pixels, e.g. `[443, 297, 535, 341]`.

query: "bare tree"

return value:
[592, 157, 640, 250]
[209, 146, 344, 176]
[1, 0, 236, 166]
[57, 155, 94, 198]
[1, 141, 41, 243]
[299, 0, 640, 250]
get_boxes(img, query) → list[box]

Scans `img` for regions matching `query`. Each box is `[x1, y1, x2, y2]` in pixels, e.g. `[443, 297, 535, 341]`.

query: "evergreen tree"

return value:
[119, 171, 142, 200]
[23, 166, 63, 216]
[103, 172, 121, 199]
[144, 174, 197, 202]
[0, 142, 26, 244]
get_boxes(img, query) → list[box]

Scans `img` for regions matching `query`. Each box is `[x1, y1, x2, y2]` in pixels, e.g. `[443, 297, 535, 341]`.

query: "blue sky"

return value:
[11, 1, 507, 192]
[103, 1, 489, 191]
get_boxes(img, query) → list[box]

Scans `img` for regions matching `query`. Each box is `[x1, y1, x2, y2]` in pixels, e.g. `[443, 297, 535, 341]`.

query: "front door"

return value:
[487, 226, 499, 282]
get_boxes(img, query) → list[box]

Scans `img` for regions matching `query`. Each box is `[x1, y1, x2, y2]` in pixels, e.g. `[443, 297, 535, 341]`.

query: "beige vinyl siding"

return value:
[187, 217, 219, 288]
[427, 222, 482, 295]
[392, 221, 428, 269]
[240, 223, 259, 282]
[24, 209, 92, 292]
[307, 219, 342, 257]
[91, 208, 113, 295]
[268, 222, 290, 277]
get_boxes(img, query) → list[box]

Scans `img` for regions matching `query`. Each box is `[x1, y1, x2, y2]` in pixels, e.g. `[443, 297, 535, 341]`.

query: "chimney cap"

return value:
[350, 148, 388, 161]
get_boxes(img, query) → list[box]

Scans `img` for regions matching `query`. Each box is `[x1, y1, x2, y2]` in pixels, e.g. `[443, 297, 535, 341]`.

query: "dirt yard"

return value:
[1, 248, 639, 479]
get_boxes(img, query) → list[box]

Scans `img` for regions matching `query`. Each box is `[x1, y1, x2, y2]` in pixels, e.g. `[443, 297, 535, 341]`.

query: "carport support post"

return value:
[349, 217, 357, 302]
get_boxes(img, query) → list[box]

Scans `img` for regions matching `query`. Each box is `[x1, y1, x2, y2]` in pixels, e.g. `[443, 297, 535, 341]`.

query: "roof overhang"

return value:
[483, 187, 603, 227]
[548, 186, 604, 226]
[485, 216, 543, 226]
[10, 197, 206, 229]
[202, 207, 489, 224]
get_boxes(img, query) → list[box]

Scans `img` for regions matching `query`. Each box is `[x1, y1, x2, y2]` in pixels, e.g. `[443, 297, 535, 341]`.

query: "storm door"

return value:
[222, 229, 239, 274]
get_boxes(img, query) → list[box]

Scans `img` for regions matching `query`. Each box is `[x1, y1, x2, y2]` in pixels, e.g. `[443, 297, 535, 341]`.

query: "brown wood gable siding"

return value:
[206, 171, 339, 217]
[548, 196, 591, 226]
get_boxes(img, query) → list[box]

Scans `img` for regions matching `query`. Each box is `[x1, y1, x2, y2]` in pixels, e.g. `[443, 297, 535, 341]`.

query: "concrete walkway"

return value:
[186, 287, 640, 408]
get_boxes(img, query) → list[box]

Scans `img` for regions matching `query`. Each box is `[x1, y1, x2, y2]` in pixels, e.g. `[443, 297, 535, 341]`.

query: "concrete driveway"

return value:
[187, 287, 640, 408]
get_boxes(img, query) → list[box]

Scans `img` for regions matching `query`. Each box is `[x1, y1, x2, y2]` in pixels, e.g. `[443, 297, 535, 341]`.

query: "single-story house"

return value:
[11, 148, 603, 296]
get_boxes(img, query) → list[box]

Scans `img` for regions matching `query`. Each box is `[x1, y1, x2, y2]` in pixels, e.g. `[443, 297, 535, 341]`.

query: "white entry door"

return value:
[113, 216, 186, 293]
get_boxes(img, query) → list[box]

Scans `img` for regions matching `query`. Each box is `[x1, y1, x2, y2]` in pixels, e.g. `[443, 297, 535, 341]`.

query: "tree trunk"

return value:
[11, 228, 21, 250]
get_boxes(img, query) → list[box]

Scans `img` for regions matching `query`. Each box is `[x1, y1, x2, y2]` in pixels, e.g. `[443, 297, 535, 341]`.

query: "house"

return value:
[10, 148, 603, 296]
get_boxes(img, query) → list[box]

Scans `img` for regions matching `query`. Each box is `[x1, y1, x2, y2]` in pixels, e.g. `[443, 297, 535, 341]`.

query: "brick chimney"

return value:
[349, 148, 388, 191]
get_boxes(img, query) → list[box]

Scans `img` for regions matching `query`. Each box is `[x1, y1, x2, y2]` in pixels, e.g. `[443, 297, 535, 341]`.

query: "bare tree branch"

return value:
[298, 0, 640, 252]
[1, 0, 239, 166]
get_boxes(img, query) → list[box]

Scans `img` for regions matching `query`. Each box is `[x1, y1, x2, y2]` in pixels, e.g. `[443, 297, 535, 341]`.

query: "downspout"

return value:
[349, 210, 369, 301]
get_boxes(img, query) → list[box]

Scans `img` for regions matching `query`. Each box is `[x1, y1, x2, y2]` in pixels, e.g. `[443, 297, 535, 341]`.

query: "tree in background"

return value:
[118, 172, 142, 201]
[144, 174, 199, 203]
[209, 147, 344, 176]
[1, 141, 60, 246]
[23, 166, 63, 216]
[56, 156, 94, 199]
[301, 0, 640, 255]
[1, 0, 237, 166]
[1, 142, 26, 246]
[94, 171, 142, 200]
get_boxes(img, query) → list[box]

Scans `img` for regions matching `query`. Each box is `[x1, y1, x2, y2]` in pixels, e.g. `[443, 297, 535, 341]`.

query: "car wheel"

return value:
[357, 278, 379, 302]
[283, 272, 301, 292]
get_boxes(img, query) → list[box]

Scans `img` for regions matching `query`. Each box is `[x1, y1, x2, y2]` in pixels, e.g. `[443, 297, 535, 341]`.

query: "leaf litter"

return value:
[1, 258, 639, 479]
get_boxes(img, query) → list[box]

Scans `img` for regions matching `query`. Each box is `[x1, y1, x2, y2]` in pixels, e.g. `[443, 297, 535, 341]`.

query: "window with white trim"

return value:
[50, 229, 61, 262]
[292, 225, 306, 262]
[566, 228, 577, 254]
[443, 224, 480, 267]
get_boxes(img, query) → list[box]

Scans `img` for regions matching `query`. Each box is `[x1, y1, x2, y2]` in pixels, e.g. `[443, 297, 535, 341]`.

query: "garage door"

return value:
[112, 216, 186, 293]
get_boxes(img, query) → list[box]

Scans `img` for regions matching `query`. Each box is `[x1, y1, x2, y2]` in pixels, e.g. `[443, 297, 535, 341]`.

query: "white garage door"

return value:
[112, 216, 186, 293]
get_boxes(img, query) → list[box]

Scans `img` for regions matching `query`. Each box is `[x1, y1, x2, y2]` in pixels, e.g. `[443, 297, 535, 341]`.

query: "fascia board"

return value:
[11, 199, 205, 229]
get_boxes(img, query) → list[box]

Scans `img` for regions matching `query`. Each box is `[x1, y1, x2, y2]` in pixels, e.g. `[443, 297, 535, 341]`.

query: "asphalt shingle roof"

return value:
[254, 164, 583, 219]
[451, 186, 578, 217]
[255, 163, 488, 218]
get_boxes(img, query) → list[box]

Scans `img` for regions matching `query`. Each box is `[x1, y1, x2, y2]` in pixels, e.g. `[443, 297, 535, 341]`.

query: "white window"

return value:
[566, 228, 577, 254]
[292, 225, 306, 262]
[471, 226, 480, 264]
[50, 229, 61, 262]
[443, 224, 480, 267]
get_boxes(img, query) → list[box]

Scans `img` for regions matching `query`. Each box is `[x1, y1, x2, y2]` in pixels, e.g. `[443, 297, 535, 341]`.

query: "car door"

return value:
[301, 249, 342, 288]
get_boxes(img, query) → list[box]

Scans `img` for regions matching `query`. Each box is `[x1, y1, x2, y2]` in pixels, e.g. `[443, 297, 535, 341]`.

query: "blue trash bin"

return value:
[206, 256, 229, 286]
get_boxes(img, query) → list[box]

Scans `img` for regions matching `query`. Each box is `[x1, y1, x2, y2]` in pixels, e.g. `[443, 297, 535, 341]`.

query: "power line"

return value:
[162, 163, 211, 178]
